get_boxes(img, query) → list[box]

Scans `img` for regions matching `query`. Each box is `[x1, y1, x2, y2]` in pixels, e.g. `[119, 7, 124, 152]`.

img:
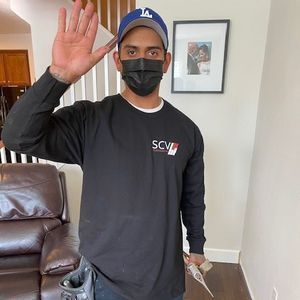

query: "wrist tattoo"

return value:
[51, 72, 71, 85]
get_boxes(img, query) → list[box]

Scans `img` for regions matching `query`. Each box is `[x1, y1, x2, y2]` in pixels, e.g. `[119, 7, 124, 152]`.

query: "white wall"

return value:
[136, 0, 271, 262]
[241, 0, 300, 299]
[0, 33, 35, 84]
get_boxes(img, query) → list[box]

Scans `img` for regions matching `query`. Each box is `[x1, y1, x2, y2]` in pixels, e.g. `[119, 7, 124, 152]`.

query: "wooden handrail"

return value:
[75, 0, 136, 35]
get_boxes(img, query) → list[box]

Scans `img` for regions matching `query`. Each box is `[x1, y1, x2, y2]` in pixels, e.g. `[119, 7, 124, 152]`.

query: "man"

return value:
[2, 1, 206, 299]
[187, 42, 200, 74]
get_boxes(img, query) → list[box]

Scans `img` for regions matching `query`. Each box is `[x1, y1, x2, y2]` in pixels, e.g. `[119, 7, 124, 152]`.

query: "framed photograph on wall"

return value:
[171, 20, 230, 93]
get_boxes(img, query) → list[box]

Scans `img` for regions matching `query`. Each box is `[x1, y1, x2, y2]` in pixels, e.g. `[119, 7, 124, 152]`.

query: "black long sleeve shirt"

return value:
[2, 69, 206, 300]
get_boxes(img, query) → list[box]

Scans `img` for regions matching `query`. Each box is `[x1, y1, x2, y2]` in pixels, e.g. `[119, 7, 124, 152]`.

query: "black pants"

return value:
[94, 276, 184, 300]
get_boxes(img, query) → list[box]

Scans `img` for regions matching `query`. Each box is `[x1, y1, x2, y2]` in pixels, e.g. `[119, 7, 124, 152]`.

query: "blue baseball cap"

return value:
[118, 7, 169, 50]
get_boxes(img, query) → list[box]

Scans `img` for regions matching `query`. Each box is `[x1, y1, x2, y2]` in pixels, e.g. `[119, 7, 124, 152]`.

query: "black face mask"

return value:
[121, 58, 164, 96]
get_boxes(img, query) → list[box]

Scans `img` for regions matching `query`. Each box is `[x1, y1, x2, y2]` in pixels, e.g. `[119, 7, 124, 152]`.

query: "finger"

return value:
[86, 12, 99, 41]
[57, 7, 66, 33]
[91, 46, 110, 65]
[67, 0, 82, 32]
[78, 1, 95, 35]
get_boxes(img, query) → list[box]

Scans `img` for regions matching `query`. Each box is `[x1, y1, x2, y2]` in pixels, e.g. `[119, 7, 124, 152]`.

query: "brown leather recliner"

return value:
[0, 163, 81, 300]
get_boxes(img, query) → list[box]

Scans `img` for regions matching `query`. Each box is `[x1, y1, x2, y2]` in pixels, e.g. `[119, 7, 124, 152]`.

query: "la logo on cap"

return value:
[140, 8, 153, 18]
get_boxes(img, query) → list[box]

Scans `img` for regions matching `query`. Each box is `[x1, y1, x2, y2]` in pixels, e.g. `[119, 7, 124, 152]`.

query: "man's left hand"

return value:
[188, 252, 206, 266]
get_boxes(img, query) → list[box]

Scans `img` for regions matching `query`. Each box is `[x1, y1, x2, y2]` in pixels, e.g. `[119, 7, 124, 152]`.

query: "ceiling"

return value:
[0, 0, 31, 34]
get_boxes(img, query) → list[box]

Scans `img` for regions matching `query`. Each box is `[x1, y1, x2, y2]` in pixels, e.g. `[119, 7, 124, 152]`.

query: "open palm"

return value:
[50, 0, 109, 83]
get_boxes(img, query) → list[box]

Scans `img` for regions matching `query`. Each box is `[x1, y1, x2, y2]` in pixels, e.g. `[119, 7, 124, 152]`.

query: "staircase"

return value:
[0, 0, 135, 165]
[80, 0, 136, 35]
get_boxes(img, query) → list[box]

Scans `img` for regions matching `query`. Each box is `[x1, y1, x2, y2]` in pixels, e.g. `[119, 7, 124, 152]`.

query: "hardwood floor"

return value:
[184, 263, 252, 300]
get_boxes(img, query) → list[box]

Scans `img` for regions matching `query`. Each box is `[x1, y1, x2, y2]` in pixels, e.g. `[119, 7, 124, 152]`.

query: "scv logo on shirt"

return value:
[152, 140, 179, 156]
[140, 8, 153, 18]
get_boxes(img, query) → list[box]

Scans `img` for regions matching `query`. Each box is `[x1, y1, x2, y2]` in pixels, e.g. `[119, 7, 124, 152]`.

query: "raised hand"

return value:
[50, 0, 110, 83]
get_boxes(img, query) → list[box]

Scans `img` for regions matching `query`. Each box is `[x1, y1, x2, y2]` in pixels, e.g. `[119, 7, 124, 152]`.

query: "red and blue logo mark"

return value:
[152, 140, 179, 156]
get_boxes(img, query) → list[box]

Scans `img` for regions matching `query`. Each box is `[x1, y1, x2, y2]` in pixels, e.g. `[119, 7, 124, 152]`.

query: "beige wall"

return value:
[0, 33, 35, 84]
[60, 164, 83, 225]
[136, 0, 271, 262]
[241, 0, 300, 299]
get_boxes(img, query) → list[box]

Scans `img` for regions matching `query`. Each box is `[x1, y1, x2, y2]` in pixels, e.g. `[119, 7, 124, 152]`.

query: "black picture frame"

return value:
[171, 19, 230, 93]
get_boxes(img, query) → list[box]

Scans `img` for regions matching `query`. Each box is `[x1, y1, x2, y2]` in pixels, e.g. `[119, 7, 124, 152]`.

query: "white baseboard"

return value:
[240, 258, 255, 300]
[184, 246, 240, 264]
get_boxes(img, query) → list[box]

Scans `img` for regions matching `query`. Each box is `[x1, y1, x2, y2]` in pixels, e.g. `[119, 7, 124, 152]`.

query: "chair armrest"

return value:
[40, 223, 81, 275]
